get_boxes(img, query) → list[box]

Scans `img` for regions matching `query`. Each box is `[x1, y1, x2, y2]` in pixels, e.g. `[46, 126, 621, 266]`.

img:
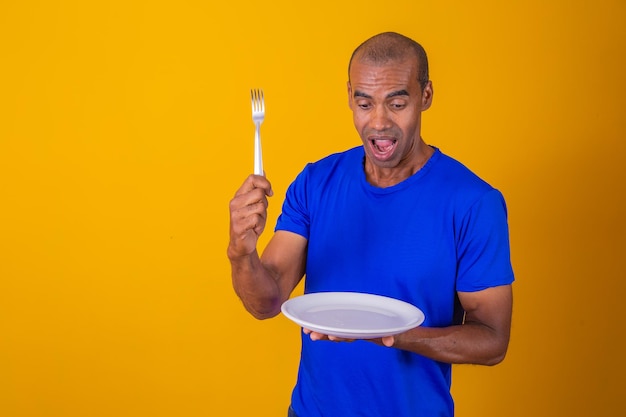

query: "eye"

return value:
[356, 100, 371, 110]
[389, 101, 407, 110]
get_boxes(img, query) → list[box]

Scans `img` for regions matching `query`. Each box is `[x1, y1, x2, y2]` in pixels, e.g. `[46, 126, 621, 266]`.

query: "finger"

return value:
[328, 336, 355, 343]
[230, 209, 267, 239]
[229, 196, 269, 229]
[234, 174, 273, 198]
[381, 336, 395, 347]
[307, 331, 327, 341]
[230, 196, 268, 221]
[231, 187, 270, 212]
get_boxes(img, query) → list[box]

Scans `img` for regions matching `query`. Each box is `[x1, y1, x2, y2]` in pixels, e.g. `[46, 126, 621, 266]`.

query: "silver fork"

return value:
[251, 89, 265, 175]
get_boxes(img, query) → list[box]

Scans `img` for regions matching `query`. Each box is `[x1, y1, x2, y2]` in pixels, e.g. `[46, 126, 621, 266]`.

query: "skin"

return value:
[348, 57, 434, 187]
[227, 53, 513, 366]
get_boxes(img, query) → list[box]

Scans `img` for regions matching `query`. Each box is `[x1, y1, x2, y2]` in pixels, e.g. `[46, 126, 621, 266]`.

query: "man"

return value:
[227, 32, 514, 417]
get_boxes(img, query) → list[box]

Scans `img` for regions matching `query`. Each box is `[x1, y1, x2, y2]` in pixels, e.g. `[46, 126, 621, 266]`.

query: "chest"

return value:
[305, 184, 459, 303]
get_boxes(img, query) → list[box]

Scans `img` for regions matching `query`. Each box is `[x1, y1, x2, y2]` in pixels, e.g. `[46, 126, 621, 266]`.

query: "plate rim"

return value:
[280, 291, 425, 338]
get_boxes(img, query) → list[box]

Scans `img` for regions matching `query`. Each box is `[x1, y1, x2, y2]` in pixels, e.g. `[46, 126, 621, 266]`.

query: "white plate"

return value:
[281, 292, 425, 339]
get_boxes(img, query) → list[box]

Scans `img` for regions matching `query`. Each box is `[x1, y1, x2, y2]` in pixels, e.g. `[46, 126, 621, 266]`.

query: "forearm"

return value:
[228, 249, 282, 320]
[391, 322, 509, 366]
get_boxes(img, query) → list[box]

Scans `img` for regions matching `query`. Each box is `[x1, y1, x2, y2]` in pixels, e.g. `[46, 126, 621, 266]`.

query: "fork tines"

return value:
[251, 89, 264, 114]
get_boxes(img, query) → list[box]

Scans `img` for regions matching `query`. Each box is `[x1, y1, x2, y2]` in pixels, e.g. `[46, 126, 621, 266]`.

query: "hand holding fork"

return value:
[227, 90, 271, 267]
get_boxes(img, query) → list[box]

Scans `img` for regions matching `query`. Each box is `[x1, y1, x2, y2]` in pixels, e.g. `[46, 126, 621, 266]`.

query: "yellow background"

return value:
[1, 1, 624, 416]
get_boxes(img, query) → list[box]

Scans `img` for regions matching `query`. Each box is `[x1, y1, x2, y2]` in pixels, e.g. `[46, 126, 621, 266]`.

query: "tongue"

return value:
[374, 139, 394, 152]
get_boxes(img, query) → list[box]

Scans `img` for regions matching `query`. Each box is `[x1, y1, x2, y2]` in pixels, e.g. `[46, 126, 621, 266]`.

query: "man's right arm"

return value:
[227, 175, 307, 319]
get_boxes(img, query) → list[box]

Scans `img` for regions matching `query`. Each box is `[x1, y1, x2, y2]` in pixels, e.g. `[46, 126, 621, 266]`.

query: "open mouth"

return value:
[370, 138, 397, 159]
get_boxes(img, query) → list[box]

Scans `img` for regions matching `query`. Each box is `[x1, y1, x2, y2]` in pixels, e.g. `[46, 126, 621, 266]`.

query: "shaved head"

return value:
[349, 32, 429, 89]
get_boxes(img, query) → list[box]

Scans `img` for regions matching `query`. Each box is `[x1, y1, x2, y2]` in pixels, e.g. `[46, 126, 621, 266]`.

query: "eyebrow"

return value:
[353, 89, 410, 99]
[387, 89, 410, 98]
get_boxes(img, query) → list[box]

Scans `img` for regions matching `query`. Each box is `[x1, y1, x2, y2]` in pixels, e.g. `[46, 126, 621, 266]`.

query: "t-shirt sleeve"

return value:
[275, 165, 311, 240]
[455, 188, 515, 292]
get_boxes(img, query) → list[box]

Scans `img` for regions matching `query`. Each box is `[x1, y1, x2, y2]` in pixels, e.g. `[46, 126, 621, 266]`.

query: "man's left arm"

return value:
[381, 284, 513, 365]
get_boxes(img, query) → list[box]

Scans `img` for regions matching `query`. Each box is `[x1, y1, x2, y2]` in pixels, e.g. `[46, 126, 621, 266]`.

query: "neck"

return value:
[365, 143, 434, 188]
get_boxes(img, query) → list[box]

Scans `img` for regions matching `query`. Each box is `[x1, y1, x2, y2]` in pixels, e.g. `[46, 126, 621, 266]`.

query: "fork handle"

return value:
[254, 123, 263, 176]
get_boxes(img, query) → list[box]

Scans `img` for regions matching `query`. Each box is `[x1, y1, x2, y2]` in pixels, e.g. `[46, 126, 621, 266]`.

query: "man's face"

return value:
[348, 57, 432, 171]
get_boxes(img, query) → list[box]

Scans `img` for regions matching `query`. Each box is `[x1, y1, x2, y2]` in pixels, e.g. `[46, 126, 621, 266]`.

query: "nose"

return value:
[369, 105, 392, 131]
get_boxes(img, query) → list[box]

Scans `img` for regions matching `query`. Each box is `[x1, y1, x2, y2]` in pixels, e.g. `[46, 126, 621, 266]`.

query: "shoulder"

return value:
[429, 148, 507, 213]
[306, 146, 363, 173]
[296, 146, 363, 186]
[435, 150, 492, 189]
[432, 149, 498, 193]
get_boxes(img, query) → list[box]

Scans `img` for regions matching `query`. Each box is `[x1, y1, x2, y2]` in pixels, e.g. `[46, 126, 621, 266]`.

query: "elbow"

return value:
[482, 342, 509, 366]
[233, 285, 283, 320]
[242, 298, 283, 320]
[248, 307, 280, 320]
[483, 351, 506, 366]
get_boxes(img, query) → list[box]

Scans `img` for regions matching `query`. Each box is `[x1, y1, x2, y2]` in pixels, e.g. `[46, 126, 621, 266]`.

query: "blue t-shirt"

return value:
[276, 146, 514, 417]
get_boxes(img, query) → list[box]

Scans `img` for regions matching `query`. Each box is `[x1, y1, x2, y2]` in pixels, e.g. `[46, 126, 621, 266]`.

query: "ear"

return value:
[421, 80, 433, 111]
[347, 81, 353, 110]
